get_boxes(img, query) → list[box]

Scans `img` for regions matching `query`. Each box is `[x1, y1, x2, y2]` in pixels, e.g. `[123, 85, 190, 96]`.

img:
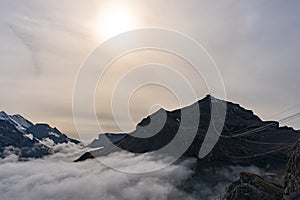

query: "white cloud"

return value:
[0, 144, 196, 200]
[0, 143, 264, 200]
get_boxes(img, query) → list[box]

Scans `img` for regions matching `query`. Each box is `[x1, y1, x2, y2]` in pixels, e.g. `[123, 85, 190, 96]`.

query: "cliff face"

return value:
[221, 172, 284, 200]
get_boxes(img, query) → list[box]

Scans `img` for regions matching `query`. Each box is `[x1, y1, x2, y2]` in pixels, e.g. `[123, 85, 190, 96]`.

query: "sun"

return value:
[98, 5, 135, 38]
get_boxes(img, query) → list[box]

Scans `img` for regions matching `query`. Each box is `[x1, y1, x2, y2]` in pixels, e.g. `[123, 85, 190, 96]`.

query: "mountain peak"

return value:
[76, 96, 300, 168]
[0, 111, 33, 133]
[0, 111, 9, 119]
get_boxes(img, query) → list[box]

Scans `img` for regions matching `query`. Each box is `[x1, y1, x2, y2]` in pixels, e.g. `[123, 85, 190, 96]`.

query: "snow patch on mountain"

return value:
[49, 132, 60, 138]
[24, 134, 34, 140]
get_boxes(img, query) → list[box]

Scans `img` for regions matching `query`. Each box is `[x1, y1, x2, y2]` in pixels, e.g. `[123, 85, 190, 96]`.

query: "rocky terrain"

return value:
[284, 140, 300, 199]
[221, 171, 284, 200]
[221, 140, 300, 200]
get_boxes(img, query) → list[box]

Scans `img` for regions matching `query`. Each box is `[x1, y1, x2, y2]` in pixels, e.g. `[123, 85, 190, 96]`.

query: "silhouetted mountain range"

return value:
[1, 95, 299, 199]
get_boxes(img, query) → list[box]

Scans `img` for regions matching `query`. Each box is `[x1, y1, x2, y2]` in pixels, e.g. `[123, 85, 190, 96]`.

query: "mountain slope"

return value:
[0, 120, 49, 158]
[26, 124, 80, 145]
[88, 133, 126, 148]
[0, 111, 80, 158]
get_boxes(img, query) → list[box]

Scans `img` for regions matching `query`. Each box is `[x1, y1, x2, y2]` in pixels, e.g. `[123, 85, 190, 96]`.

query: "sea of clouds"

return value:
[0, 143, 261, 200]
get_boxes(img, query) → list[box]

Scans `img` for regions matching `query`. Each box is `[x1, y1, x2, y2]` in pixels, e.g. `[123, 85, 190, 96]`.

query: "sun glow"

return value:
[98, 5, 135, 38]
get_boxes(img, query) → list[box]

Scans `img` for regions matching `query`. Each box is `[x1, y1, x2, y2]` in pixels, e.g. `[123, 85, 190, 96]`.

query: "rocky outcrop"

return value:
[221, 140, 300, 200]
[284, 140, 300, 199]
[221, 172, 284, 200]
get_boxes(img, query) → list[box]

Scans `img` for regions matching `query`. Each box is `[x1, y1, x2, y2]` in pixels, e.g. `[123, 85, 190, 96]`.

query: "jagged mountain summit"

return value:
[0, 111, 80, 158]
[76, 95, 300, 172]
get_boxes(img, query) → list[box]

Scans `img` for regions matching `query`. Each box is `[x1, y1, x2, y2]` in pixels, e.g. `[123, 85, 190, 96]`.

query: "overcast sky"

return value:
[0, 0, 299, 139]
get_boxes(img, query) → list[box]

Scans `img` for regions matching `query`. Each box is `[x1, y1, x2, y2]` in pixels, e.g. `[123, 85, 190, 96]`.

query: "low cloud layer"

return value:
[0, 143, 263, 200]
[0, 144, 195, 200]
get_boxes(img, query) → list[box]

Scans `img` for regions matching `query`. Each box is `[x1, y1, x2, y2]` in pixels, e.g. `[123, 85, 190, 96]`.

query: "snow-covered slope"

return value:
[10, 114, 33, 129]
[26, 124, 80, 145]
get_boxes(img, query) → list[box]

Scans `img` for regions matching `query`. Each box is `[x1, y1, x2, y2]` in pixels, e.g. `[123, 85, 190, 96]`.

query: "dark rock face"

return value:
[0, 120, 49, 158]
[221, 172, 284, 200]
[26, 124, 80, 145]
[284, 140, 300, 199]
[76, 95, 300, 173]
[88, 133, 126, 148]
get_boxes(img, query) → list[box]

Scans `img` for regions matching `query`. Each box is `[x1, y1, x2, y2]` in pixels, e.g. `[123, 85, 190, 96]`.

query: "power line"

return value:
[224, 142, 297, 159]
[269, 103, 300, 118]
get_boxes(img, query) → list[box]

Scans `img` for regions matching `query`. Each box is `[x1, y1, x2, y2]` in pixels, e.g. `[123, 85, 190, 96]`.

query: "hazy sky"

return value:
[0, 0, 299, 139]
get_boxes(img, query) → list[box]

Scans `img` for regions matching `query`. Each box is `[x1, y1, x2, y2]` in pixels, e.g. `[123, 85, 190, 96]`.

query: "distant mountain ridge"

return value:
[0, 111, 80, 158]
